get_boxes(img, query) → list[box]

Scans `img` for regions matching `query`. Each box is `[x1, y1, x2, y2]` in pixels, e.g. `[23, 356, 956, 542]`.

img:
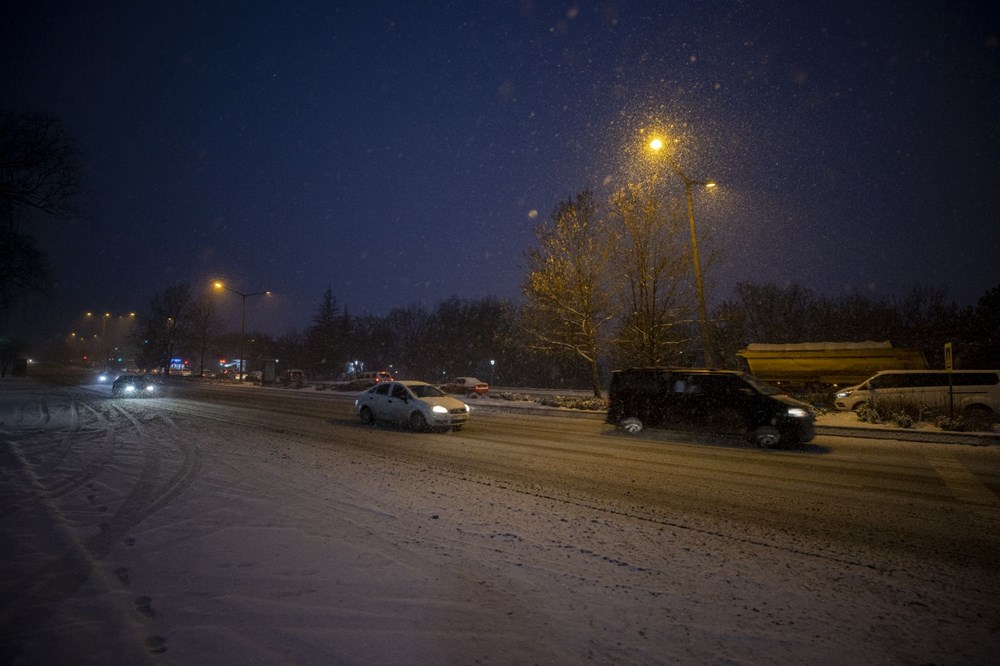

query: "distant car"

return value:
[441, 376, 489, 396]
[280, 369, 305, 387]
[356, 380, 470, 432]
[111, 374, 157, 398]
[97, 369, 112, 383]
[345, 371, 394, 390]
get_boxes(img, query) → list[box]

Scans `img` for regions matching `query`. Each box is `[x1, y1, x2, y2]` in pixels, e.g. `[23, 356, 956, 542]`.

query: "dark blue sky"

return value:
[4, 1, 999, 341]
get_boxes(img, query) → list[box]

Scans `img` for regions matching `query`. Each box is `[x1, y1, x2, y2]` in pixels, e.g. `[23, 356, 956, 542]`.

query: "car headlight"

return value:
[432, 405, 448, 414]
[787, 407, 808, 418]
[124, 385, 136, 392]
[835, 390, 852, 399]
[146, 385, 155, 392]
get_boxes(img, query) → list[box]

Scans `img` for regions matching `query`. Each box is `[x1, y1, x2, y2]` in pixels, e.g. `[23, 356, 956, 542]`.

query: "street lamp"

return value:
[86, 311, 136, 368]
[648, 137, 716, 368]
[213, 281, 271, 381]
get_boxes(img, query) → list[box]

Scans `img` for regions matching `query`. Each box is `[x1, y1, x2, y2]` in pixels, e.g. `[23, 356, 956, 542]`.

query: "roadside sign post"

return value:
[944, 342, 954, 419]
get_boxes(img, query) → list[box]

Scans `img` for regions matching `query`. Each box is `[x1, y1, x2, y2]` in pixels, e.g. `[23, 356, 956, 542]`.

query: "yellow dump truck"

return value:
[736, 341, 927, 388]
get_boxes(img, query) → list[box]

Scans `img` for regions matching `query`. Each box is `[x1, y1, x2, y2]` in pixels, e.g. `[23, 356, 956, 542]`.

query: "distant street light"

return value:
[213, 281, 271, 381]
[648, 137, 716, 368]
[86, 311, 136, 367]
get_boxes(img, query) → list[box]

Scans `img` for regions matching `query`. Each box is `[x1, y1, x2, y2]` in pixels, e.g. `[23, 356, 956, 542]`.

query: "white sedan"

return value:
[355, 380, 470, 432]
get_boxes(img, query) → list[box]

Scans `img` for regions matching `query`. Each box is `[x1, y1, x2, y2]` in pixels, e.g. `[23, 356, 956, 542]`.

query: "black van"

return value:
[606, 368, 815, 448]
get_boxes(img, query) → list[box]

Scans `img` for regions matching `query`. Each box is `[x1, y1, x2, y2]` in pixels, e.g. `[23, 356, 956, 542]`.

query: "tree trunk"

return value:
[590, 357, 603, 399]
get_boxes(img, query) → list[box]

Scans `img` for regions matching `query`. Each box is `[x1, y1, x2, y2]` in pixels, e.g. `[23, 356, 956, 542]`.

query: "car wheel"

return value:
[451, 425, 463, 432]
[410, 412, 429, 432]
[752, 425, 781, 448]
[962, 405, 995, 429]
[620, 416, 643, 434]
[359, 406, 375, 425]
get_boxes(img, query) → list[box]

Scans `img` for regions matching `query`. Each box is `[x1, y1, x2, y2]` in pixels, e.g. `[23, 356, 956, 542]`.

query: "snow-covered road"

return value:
[2, 377, 999, 664]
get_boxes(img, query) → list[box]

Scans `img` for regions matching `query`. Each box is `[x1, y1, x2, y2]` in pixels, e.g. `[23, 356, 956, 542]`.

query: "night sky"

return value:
[4, 1, 999, 342]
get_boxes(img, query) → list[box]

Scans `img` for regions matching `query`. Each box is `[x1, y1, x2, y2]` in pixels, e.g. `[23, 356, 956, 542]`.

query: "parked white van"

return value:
[834, 370, 1000, 414]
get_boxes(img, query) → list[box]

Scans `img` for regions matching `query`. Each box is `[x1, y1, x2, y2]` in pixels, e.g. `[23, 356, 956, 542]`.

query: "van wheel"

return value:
[620, 417, 643, 434]
[962, 405, 995, 429]
[752, 426, 781, 448]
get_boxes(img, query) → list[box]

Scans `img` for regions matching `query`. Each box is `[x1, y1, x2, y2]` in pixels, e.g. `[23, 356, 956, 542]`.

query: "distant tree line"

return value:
[118, 283, 594, 389]
[712, 282, 999, 371]
[104, 275, 997, 396]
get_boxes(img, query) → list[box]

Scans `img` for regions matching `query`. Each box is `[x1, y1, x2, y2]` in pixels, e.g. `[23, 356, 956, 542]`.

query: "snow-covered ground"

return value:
[2, 377, 999, 664]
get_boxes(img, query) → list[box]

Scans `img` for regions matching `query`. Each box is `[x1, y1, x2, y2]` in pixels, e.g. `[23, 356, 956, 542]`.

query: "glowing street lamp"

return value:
[86, 311, 136, 367]
[213, 281, 271, 381]
[647, 136, 716, 367]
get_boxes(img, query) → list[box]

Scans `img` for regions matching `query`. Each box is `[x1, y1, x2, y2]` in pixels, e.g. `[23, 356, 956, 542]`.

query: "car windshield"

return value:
[409, 384, 445, 398]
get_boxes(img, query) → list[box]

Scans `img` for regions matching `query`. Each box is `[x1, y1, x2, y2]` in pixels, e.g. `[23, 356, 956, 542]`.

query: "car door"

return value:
[360, 383, 392, 419]
[383, 383, 413, 423]
[648, 371, 686, 426]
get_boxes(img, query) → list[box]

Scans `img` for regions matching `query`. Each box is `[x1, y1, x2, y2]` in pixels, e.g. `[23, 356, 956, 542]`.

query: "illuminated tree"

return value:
[608, 180, 693, 366]
[522, 191, 614, 397]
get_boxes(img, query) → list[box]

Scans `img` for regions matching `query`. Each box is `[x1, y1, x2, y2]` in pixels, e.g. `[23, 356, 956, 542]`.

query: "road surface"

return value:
[2, 370, 998, 664]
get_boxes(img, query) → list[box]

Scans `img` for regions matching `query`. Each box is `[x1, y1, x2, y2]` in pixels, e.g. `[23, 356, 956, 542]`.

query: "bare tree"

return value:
[385, 303, 432, 376]
[186, 294, 219, 377]
[0, 111, 88, 337]
[608, 180, 693, 366]
[135, 284, 193, 373]
[0, 111, 87, 221]
[522, 191, 614, 397]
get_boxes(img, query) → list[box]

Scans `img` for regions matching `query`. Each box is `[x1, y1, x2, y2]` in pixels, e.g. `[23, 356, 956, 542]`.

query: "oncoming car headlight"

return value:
[146, 384, 156, 393]
[835, 389, 852, 399]
[787, 407, 809, 418]
[432, 405, 448, 414]
[124, 384, 136, 393]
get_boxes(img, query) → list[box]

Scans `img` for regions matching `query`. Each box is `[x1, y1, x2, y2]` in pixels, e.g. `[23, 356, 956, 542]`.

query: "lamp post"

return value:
[213, 281, 271, 381]
[86, 311, 136, 368]
[648, 137, 716, 368]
